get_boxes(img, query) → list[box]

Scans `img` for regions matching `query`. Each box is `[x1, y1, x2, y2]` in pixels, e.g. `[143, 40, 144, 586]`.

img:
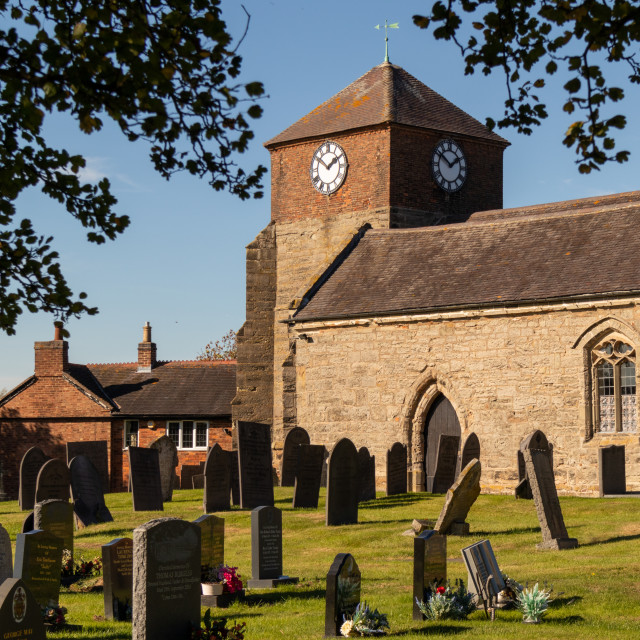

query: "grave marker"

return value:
[320, 446, 329, 488]
[292, 444, 325, 509]
[228, 450, 240, 506]
[434, 458, 481, 535]
[203, 444, 231, 513]
[462, 539, 505, 607]
[357, 448, 376, 502]
[237, 422, 274, 509]
[432, 435, 460, 494]
[280, 427, 310, 487]
[599, 444, 626, 496]
[19, 447, 49, 511]
[386, 442, 407, 496]
[35, 458, 70, 503]
[102, 537, 133, 621]
[22, 512, 34, 533]
[412, 531, 446, 620]
[34, 499, 74, 555]
[0, 578, 46, 640]
[128, 447, 164, 512]
[326, 438, 359, 526]
[192, 475, 205, 489]
[66, 441, 109, 493]
[180, 463, 205, 490]
[150, 435, 179, 502]
[0, 523, 12, 584]
[69, 455, 113, 527]
[325, 553, 361, 637]
[516, 430, 553, 500]
[193, 514, 224, 570]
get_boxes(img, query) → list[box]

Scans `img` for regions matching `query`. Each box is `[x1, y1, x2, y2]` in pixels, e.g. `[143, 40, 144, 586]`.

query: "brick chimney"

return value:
[138, 322, 157, 372]
[34, 322, 69, 376]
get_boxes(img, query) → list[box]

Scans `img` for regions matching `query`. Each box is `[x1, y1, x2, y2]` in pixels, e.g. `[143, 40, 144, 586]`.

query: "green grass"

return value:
[1, 488, 640, 638]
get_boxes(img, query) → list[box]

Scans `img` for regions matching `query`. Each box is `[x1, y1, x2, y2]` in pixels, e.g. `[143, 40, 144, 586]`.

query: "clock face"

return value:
[432, 139, 467, 193]
[310, 141, 348, 194]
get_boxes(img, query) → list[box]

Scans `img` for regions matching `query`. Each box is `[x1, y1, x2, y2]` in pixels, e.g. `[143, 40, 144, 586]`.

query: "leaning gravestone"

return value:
[599, 444, 626, 496]
[66, 440, 110, 493]
[434, 458, 481, 535]
[102, 537, 133, 621]
[128, 447, 164, 512]
[35, 458, 70, 503]
[292, 444, 325, 509]
[462, 539, 505, 607]
[413, 530, 446, 621]
[386, 442, 407, 496]
[516, 430, 553, 499]
[237, 422, 274, 509]
[523, 448, 578, 549]
[0, 523, 12, 583]
[228, 450, 240, 506]
[247, 506, 298, 588]
[14, 530, 64, 607]
[150, 436, 179, 502]
[69, 455, 113, 527]
[203, 444, 231, 513]
[357, 448, 376, 502]
[432, 434, 460, 494]
[0, 578, 46, 640]
[34, 499, 74, 555]
[280, 427, 310, 487]
[326, 438, 359, 526]
[132, 517, 201, 640]
[19, 447, 49, 511]
[180, 463, 205, 490]
[325, 553, 361, 637]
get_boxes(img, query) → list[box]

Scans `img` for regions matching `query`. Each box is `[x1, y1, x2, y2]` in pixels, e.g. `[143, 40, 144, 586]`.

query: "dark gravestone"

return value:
[228, 450, 240, 506]
[237, 422, 274, 510]
[34, 499, 74, 555]
[14, 530, 64, 607]
[325, 553, 361, 637]
[320, 446, 329, 488]
[460, 433, 480, 471]
[357, 448, 376, 502]
[150, 435, 179, 502]
[35, 458, 70, 503]
[0, 578, 46, 640]
[19, 447, 49, 511]
[192, 475, 205, 489]
[386, 442, 407, 496]
[0, 523, 12, 584]
[128, 447, 164, 512]
[326, 439, 359, 526]
[413, 531, 446, 621]
[599, 445, 626, 496]
[102, 537, 133, 621]
[292, 444, 325, 509]
[132, 517, 201, 640]
[69, 455, 113, 527]
[434, 459, 481, 535]
[462, 539, 505, 607]
[203, 444, 231, 513]
[22, 512, 34, 533]
[280, 427, 310, 487]
[247, 506, 298, 588]
[432, 435, 460, 494]
[180, 463, 205, 490]
[66, 441, 109, 494]
[193, 515, 224, 570]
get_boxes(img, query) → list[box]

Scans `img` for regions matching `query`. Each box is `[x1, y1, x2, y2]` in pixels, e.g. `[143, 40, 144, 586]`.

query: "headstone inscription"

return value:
[128, 446, 164, 512]
[357, 448, 376, 502]
[523, 448, 578, 549]
[434, 458, 481, 535]
[193, 514, 224, 570]
[132, 517, 201, 640]
[66, 440, 110, 493]
[326, 438, 359, 526]
[280, 427, 310, 487]
[19, 447, 49, 511]
[237, 421, 275, 509]
[460, 433, 480, 472]
[180, 463, 205, 490]
[150, 435, 179, 502]
[432, 435, 460, 494]
[386, 442, 407, 496]
[34, 499, 74, 555]
[0, 578, 46, 640]
[461, 539, 505, 607]
[412, 531, 446, 621]
[14, 530, 64, 607]
[292, 444, 325, 509]
[34, 458, 70, 503]
[247, 506, 298, 589]
[102, 537, 133, 621]
[325, 553, 361, 637]
[69, 455, 113, 527]
[0, 523, 12, 584]
[203, 444, 231, 513]
[228, 450, 240, 506]
[599, 445, 626, 496]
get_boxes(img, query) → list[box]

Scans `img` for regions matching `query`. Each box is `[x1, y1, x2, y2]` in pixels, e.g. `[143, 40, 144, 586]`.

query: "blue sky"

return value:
[1, 0, 638, 391]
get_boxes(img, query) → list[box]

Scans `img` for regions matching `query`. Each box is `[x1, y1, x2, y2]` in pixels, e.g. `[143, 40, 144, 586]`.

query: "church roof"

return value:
[265, 62, 508, 147]
[292, 192, 640, 322]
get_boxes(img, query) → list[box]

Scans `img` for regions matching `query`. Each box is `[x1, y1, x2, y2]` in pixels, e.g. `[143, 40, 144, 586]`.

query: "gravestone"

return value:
[432, 435, 460, 494]
[434, 458, 481, 535]
[460, 433, 480, 472]
[34, 458, 70, 503]
[325, 553, 361, 637]
[523, 448, 578, 549]
[280, 427, 310, 487]
[69, 455, 113, 527]
[192, 475, 205, 489]
[0, 578, 46, 640]
[180, 463, 205, 490]
[599, 445, 626, 496]
[0, 523, 12, 583]
[14, 530, 64, 607]
[34, 499, 74, 555]
[247, 506, 298, 588]
[516, 430, 553, 499]
[357, 448, 376, 502]
[102, 537, 133, 621]
[150, 436, 179, 502]
[462, 539, 505, 607]
[228, 450, 240, 506]
[292, 444, 325, 509]
[203, 444, 231, 512]
[386, 442, 407, 496]
[132, 517, 201, 640]
[237, 421, 274, 509]
[22, 512, 34, 533]
[320, 446, 330, 488]
[128, 447, 164, 512]
[66, 441, 109, 493]
[193, 514, 224, 573]
[413, 531, 446, 620]
[19, 447, 49, 511]
[326, 438, 359, 526]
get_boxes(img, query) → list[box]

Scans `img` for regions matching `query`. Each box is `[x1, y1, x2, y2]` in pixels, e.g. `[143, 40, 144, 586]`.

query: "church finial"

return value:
[374, 20, 399, 63]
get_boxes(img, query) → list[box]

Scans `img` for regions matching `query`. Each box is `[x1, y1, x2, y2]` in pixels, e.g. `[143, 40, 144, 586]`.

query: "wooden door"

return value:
[423, 395, 461, 492]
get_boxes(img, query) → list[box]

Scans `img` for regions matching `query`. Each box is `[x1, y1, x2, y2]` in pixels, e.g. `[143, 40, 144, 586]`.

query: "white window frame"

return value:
[124, 419, 139, 448]
[166, 420, 209, 450]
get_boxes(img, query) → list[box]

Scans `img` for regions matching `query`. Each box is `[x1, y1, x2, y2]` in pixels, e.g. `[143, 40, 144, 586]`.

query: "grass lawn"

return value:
[1, 488, 639, 639]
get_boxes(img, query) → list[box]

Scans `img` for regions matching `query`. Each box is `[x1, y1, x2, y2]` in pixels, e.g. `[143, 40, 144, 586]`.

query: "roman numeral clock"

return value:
[432, 139, 467, 193]
[309, 141, 348, 195]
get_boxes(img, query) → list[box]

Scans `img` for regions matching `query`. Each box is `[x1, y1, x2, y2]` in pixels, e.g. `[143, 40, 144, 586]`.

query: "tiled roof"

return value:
[293, 192, 640, 321]
[265, 62, 508, 147]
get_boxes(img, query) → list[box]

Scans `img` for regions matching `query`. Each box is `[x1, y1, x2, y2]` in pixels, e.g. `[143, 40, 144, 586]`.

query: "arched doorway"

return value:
[423, 394, 461, 492]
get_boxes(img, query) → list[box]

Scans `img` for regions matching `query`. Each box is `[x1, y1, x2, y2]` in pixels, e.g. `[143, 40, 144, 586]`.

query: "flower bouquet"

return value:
[415, 580, 476, 621]
[201, 564, 243, 594]
[340, 602, 389, 637]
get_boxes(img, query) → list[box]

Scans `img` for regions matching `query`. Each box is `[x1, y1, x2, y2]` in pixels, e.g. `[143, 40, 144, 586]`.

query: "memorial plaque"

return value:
[128, 447, 164, 512]
[69, 454, 113, 527]
[34, 499, 74, 555]
[0, 578, 46, 640]
[102, 537, 133, 621]
[432, 435, 460, 494]
[599, 445, 626, 496]
[132, 517, 201, 640]
[462, 539, 505, 606]
[193, 514, 224, 570]
[280, 427, 310, 487]
[292, 444, 325, 509]
[0, 523, 12, 584]
[460, 433, 480, 471]
[22, 512, 34, 534]
[357, 448, 376, 502]
[180, 463, 205, 490]
[228, 450, 240, 506]
[386, 442, 407, 496]
[412, 531, 446, 620]
[203, 444, 231, 513]
[434, 458, 481, 535]
[66, 441, 109, 493]
[326, 439, 358, 526]
[19, 447, 49, 511]
[237, 422, 274, 510]
[150, 435, 179, 502]
[325, 553, 361, 637]
[35, 458, 70, 503]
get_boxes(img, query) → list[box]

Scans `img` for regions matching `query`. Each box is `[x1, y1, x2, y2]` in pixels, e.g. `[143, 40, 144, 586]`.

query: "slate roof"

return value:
[293, 192, 640, 322]
[265, 62, 508, 147]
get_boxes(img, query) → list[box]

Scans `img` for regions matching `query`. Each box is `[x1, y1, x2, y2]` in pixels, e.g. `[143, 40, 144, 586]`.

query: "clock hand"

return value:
[316, 156, 330, 169]
[450, 156, 460, 167]
[326, 156, 338, 170]
[441, 154, 454, 169]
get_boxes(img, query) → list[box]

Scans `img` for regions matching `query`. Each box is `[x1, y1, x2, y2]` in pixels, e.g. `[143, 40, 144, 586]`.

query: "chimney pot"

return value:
[142, 322, 152, 343]
[53, 322, 63, 341]
[138, 322, 156, 372]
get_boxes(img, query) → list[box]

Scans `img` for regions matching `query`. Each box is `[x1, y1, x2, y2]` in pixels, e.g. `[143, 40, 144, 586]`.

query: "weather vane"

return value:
[374, 20, 399, 63]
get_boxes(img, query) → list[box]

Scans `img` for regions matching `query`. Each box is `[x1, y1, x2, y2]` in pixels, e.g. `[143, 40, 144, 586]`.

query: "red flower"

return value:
[436, 586, 446, 595]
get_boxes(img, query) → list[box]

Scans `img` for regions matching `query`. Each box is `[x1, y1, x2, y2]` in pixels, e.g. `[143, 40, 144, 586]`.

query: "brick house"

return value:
[0, 323, 235, 497]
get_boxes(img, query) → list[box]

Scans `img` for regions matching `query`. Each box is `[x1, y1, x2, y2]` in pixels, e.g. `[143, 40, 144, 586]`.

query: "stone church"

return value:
[232, 61, 640, 496]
